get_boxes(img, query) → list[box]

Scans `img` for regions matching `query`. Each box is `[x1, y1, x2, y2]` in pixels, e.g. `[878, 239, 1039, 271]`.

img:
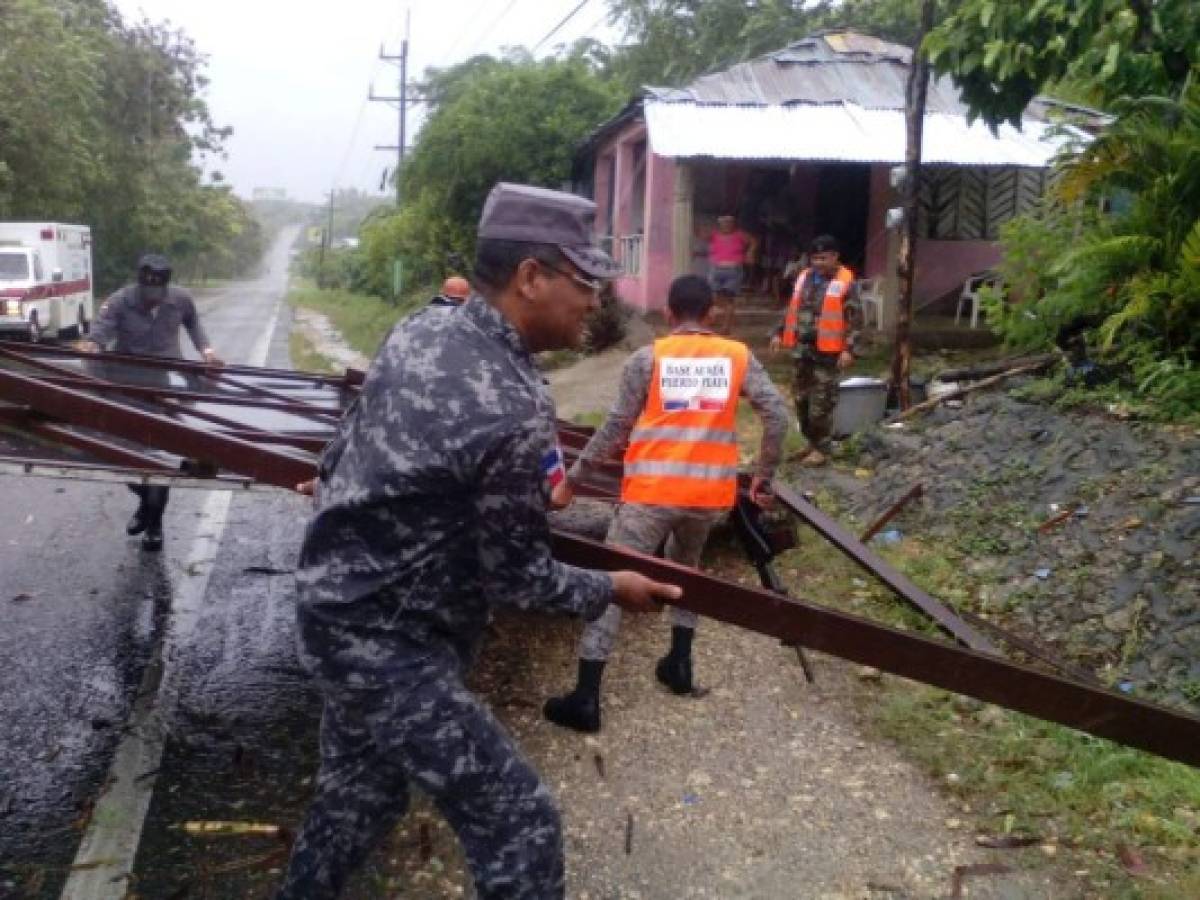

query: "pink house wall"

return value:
[914, 239, 1002, 304]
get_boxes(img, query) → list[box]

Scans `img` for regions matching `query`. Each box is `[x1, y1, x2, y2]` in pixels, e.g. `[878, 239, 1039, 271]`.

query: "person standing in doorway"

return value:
[80, 254, 223, 550]
[770, 234, 862, 467]
[707, 214, 756, 335]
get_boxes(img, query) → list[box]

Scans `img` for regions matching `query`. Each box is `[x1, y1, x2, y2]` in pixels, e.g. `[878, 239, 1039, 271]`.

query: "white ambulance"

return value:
[0, 222, 94, 342]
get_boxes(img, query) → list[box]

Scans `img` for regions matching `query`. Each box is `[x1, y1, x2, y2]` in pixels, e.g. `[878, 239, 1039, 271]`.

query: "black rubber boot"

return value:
[141, 523, 163, 552]
[543, 660, 605, 733]
[126, 506, 148, 536]
[140, 486, 167, 551]
[655, 626, 695, 695]
[126, 486, 148, 535]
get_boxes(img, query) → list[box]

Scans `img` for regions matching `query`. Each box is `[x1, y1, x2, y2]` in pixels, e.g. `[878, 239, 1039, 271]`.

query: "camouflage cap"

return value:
[478, 182, 621, 279]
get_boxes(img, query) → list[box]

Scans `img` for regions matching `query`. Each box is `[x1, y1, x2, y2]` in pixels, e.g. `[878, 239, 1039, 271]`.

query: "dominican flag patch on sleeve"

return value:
[541, 445, 566, 489]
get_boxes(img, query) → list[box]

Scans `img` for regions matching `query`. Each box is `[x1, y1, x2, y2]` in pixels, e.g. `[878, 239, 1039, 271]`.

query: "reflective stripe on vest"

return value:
[624, 460, 741, 480]
[622, 333, 749, 509]
[629, 426, 739, 445]
[780, 266, 854, 353]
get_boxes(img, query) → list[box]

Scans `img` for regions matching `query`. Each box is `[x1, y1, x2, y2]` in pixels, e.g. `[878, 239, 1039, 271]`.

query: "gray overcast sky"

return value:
[111, 0, 620, 203]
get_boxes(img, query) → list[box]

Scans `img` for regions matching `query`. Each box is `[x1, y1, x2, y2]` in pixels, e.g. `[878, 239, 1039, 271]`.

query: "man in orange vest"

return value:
[769, 234, 863, 467]
[544, 274, 789, 733]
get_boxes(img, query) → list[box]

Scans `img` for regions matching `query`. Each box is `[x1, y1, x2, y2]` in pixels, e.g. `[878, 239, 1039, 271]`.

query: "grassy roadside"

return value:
[288, 331, 337, 373]
[286, 278, 428, 359]
[757, 472, 1200, 895]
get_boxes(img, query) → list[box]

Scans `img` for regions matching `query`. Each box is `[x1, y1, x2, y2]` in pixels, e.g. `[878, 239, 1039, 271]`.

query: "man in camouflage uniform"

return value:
[80, 253, 222, 550]
[770, 234, 862, 466]
[277, 183, 681, 900]
[543, 274, 789, 733]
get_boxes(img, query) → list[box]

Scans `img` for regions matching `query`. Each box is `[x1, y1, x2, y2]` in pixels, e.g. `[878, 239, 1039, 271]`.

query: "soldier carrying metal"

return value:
[544, 273, 790, 734]
[277, 183, 682, 900]
[79, 253, 223, 550]
[769, 234, 863, 467]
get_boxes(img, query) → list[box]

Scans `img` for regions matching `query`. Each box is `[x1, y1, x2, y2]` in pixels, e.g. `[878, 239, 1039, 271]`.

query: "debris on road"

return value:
[180, 821, 283, 838]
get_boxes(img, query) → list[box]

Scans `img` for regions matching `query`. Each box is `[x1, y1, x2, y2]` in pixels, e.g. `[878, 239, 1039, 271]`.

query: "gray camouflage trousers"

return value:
[579, 503, 725, 661]
[793, 353, 841, 454]
[277, 656, 564, 900]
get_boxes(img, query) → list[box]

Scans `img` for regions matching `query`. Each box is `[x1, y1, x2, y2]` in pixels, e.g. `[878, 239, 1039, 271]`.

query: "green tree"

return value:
[360, 56, 622, 294]
[925, 0, 1199, 127]
[0, 0, 265, 290]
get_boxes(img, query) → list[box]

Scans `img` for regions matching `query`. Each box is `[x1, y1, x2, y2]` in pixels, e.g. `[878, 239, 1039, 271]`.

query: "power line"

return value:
[532, 0, 591, 54]
[438, 0, 492, 62]
[458, 0, 521, 60]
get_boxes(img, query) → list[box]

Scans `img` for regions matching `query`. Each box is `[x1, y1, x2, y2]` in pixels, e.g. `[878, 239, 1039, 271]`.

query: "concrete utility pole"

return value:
[318, 190, 335, 287]
[891, 0, 937, 411]
[371, 9, 427, 207]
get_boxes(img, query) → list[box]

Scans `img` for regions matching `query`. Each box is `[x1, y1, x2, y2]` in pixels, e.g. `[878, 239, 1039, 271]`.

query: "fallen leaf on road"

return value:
[1117, 843, 1149, 876]
[11, 593, 33, 603]
[975, 833, 1041, 849]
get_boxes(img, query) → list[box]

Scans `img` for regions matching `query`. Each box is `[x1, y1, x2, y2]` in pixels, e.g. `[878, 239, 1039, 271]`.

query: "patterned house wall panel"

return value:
[918, 166, 1049, 241]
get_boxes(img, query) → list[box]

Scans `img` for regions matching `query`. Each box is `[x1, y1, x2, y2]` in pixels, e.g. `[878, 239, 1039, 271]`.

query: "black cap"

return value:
[478, 183, 621, 279]
[137, 253, 172, 274]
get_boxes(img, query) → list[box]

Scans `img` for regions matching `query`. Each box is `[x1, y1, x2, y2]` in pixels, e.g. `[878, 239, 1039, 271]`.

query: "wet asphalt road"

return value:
[0, 231, 325, 899]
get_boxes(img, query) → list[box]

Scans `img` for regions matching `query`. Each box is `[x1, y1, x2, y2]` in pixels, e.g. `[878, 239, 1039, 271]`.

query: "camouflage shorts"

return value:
[579, 503, 724, 661]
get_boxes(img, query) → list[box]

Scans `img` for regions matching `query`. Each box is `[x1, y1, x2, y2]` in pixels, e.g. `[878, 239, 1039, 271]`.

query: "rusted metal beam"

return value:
[0, 340, 358, 390]
[0, 407, 177, 471]
[0, 367, 314, 488]
[0, 456, 268, 491]
[859, 483, 924, 543]
[200, 369, 344, 419]
[772, 483, 996, 654]
[24, 371, 342, 419]
[551, 530, 1200, 768]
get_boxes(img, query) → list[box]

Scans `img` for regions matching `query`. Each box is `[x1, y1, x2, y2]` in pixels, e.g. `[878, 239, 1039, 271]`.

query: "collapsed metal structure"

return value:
[1, 340, 1197, 768]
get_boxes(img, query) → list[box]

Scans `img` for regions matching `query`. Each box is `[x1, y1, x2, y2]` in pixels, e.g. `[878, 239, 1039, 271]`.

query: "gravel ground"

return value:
[369, 605, 1081, 898]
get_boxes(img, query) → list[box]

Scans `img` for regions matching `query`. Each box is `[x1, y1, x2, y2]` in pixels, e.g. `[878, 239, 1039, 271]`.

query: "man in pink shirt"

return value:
[707, 214, 757, 334]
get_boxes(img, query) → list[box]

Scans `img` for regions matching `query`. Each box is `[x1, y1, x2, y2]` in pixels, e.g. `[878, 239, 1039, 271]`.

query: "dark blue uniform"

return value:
[279, 296, 613, 899]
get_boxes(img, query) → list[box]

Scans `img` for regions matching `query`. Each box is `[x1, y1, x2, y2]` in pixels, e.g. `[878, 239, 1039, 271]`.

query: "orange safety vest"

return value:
[622, 332, 749, 509]
[781, 266, 854, 353]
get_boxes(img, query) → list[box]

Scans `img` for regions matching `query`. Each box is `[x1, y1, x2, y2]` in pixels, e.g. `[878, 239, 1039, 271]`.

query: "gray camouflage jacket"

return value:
[295, 295, 613, 687]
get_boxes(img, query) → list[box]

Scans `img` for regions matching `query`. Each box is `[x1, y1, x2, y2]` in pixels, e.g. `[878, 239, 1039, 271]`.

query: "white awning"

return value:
[644, 100, 1086, 167]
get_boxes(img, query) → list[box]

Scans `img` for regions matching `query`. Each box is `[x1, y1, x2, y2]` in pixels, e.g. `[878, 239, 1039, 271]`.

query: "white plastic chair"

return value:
[858, 277, 884, 330]
[956, 271, 999, 329]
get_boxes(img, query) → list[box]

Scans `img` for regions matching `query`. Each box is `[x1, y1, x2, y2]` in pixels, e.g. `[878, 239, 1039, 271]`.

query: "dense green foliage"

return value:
[0, 0, 264, 289]
[982, 86, 1200, 417]
[928, 0, 1200, 416]
[926, 0, 1199, 127]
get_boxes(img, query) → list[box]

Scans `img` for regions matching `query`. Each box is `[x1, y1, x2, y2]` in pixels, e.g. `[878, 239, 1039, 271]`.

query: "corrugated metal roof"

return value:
[644, 101, 1087, 167]
[645, 31, 980, 116]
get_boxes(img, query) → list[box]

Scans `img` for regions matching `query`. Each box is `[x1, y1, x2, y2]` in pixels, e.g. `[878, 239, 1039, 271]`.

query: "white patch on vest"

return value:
[659, 356, 733, 411]
[827, 280, 845, 297]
